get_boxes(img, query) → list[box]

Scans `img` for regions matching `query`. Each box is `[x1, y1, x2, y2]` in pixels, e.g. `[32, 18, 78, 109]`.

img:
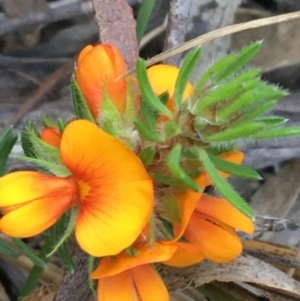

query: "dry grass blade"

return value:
[145, 10, 300, 67]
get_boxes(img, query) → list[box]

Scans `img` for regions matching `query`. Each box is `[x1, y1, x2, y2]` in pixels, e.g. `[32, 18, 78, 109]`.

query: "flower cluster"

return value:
[0, 42, 274, 301]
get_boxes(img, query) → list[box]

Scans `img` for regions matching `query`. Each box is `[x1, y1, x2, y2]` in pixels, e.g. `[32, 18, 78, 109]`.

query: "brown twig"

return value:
[7, 58, 74, 126]
[163, 0, 192, 66]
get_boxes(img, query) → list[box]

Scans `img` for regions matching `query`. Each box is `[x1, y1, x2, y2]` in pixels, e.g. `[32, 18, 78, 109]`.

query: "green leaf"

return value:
[13, 154, 70, 176]
[215, 41, 262, 82]
[203, 122, 264, 142]
[13, 238, 46, 268]
[194, 69, 260, 114]
[139, 146, 156, 167]
[88, 256, 96, 293]
[167, 144, 201, 191]
[163, 120, 182, 138]
[256, 116, 287, 127]
[197, 149, 254, 217]
[0, 239, 18, 257]
[136, 59, 173, 119]
[209, 154, 262, 180]
[174, 47, 201, 109]
[135, 119, 162, 142]
[237, 100, 277, 124]
[0, 127, 18, 176]
[100, 87, 123, 136]
[71, 74, 95, 122]
[218, 82, 265, 120]
[124, 77, 138, 124]
[57, 118, 67, 133]
[41, 116, 56, 128]
[18, 232, 58, 298]
[252, 127, 300, 139]
[194, 53, 237, 94]
[136, 0, 156, 43]
[58, 243, 74, 273]
[21, 121, 62, 166]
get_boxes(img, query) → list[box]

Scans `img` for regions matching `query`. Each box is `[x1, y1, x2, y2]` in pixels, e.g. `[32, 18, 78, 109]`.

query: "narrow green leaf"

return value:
[0, 127, 18, 175]
[167, 144, 200, 191]
[237, 100, 277, 124]
[58, 243, 74, 273]
[41, 116, 56, 128]
[13, 155, 70, 177]
[195, 70, 260, 114]
[215, 41, 262, 82]
[88, 256, 96, 293]
[197, 149, 254, 217]
[194, 53, 237, 94]
[136, 0, 156, 43]
[209, 154, 262, 180]
[204, 122, 264, 142]
[139, 146, 156, 167]
[136, 59, 173, 119]
[141, 97, 159, 128]
[71, 74, 95, 122]
[13, 238, 46, 268]
[163, 120, 182, 138]
[0, 239, 18, 257]
[256, 116, 287, 127]
[135, 119, 162, 142]
[252, 127, 300, 139]
[174, 47, 201, 109]
[218, 82, 265, 119]
[18, 234, 56, 298]
[57, 118, 67, 133]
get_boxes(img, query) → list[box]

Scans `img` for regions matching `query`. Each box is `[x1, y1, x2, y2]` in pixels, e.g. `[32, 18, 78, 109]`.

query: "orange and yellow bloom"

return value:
[0, 120, 153, 257]
[76, 44, 129, 119]
[91, 242, 177, 301]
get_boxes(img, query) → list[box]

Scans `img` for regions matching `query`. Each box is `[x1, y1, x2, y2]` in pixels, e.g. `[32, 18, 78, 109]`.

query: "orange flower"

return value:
[91, 242, 177, 301]
[0, 120, 153, 257]
[147, 64, 193, 123]
[76, 44, 128, 119]
[164, 151, 254, 265]
[40, 127, 62, 148]
[182, 194, 254, 263]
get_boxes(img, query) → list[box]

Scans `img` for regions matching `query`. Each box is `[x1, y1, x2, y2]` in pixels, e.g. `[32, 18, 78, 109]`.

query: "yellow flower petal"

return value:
[0, 172, 75, 207]
[97, 271, 134, 301]
[91, 242, 177, 279]
[132, 264, 169, 301]
[0, 172, 75, 237]
[184, 214, 243, 263]
[195, 195, 254, 234]
[60, 120, 153, 257]
[147, 64, 193, 100]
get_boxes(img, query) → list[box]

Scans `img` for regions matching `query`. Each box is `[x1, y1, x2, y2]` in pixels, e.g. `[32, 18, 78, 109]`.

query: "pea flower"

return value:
[76, 44, 129, 119]
[91, 242, 177, 301]
[163, 152, 254, 265]
[0, 120, 153, 257]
